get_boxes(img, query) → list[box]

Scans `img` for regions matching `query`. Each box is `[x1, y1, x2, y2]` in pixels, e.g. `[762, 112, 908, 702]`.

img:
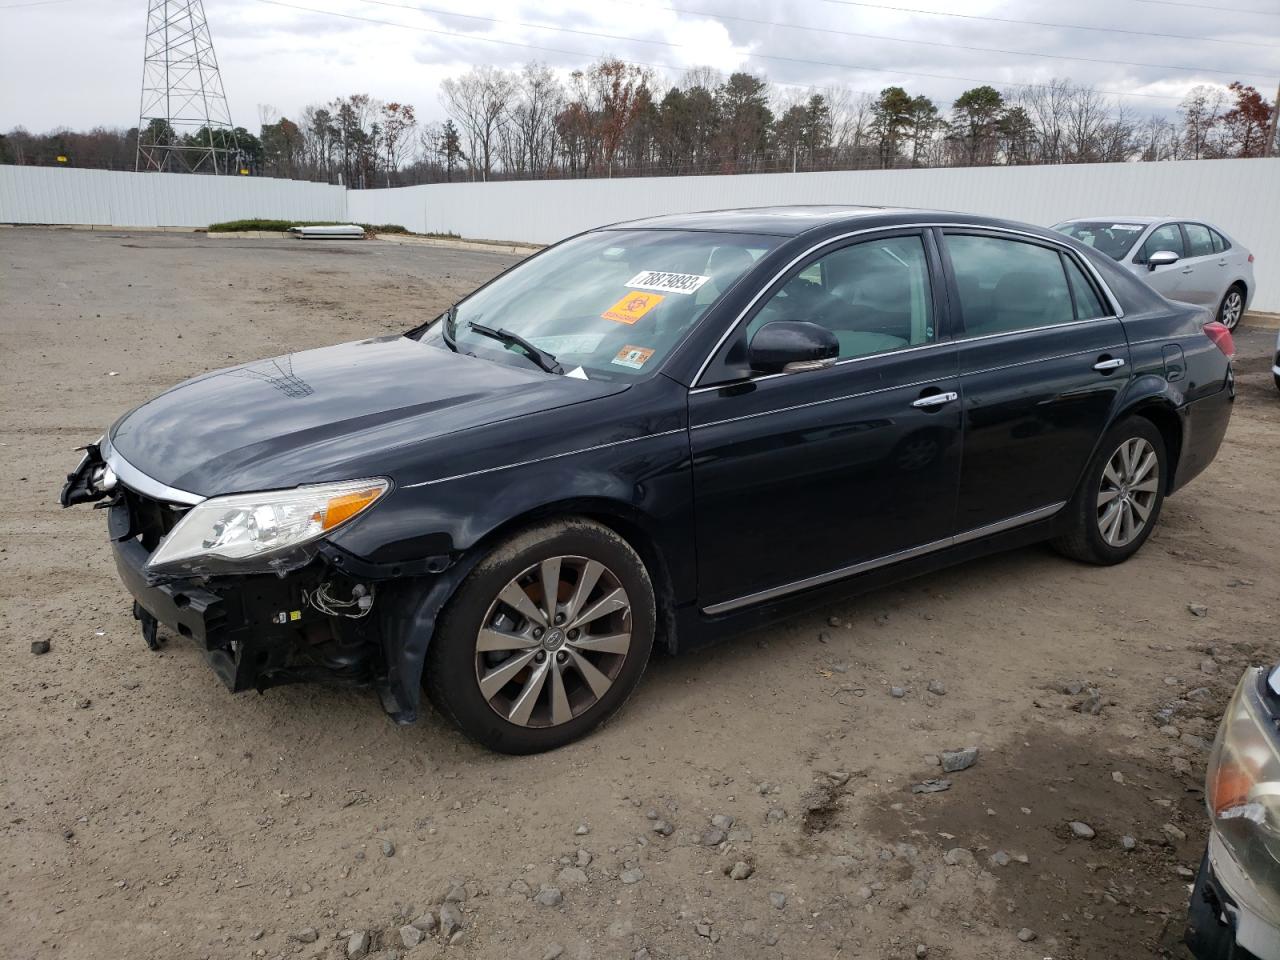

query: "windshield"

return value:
[419, 229, 779, 379]
[1053, 221, 1148, 261]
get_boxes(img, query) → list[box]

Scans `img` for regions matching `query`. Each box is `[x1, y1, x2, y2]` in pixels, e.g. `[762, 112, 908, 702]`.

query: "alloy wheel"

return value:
[1220, 290, 1243, 330]
[474, 556, 632, 727]
[1096, 437, 1159, 548]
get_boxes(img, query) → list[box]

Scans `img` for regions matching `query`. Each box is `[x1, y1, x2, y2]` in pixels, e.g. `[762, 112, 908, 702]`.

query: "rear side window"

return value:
[1183, 223, 1214, 258]
[1138, 224, 1184, 261]
[1064, 257, 1108, 320]
[946, 235, 1074, 336]
[1209, 228, 1230, 253]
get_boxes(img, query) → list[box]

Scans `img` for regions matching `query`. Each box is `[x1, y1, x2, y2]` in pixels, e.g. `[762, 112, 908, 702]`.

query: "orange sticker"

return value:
[612, 345, 655, 370]
[602, 290, 664, 325]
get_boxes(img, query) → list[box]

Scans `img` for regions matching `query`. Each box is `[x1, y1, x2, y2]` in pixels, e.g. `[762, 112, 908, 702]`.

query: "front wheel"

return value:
[424, 518, 655, 754]
[1217, 285, 1245, 330]
[1052, 417, 1167, 565]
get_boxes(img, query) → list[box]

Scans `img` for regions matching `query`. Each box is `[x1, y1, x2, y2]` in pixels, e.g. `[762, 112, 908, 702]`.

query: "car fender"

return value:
[1112, 373, 1188, 491]
[349, 431, 694, 723]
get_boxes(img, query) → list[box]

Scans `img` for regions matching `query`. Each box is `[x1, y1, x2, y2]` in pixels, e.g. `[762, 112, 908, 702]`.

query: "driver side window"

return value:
[747, 235, 936, 360]
[1138, 224, 1184, 262]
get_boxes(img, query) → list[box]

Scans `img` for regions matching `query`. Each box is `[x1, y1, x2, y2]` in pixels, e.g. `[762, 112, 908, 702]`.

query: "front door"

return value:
[689, 231, 962, 612]
[1136, 222, 1190, 301]
[941, 230, 1132, 533]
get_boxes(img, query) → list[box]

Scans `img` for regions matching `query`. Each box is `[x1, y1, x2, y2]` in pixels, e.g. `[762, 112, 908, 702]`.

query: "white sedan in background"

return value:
[1053, 217, 1255, 330]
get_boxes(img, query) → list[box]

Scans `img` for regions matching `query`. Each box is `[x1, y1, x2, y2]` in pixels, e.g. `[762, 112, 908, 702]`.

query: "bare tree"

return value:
[1180, 85, 1227, 159]
[503, 62, 564, 178]
[380, 102, 416, 187]
[441, 66, 516, 181]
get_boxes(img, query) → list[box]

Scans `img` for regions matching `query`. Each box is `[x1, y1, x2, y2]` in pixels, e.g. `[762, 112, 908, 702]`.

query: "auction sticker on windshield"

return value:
[611, 345, 655, 370]
[602, 291, 664, 325]
[625, 270, 710, 295]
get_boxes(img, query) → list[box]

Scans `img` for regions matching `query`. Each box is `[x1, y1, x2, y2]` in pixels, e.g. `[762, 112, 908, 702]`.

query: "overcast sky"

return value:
[1, 0, 1277, 132]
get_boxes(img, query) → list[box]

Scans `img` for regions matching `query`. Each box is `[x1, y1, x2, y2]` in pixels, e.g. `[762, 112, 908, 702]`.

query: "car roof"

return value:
[605, 205, 1029, 237]
[1057, 216, 1164, 226]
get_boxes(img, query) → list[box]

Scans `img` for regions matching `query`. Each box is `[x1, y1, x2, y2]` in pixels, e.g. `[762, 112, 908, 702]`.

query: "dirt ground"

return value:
[2, 227, 1277, 960]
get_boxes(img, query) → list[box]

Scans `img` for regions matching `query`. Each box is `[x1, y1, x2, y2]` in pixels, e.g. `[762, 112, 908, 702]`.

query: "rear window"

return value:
[1052, 221, 1145, 261]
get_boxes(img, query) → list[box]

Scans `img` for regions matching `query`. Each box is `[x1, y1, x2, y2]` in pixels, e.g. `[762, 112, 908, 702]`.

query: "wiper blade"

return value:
[439, 305, 459, 352]
[468, 322, 563, 375]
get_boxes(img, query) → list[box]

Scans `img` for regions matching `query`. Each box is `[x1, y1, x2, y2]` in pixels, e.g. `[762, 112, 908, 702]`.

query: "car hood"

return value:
[109, 335, 626, 496]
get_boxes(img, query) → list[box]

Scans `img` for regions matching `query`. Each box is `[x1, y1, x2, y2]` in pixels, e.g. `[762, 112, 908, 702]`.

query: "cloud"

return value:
[0, 0, 1274, 132]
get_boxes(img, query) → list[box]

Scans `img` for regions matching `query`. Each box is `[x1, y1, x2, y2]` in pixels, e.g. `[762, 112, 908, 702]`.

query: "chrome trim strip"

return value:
[700, 501, 1065, 615]
[402, 428, 688, 488]
[691, 375, 940, 431]
[102, 435, 206, 506]
[690, 343, 1126, 432]
[691, 220, 1125, 389]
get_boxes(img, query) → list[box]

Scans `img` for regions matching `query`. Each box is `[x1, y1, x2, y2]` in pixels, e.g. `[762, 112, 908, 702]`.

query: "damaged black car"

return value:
[62, 207, 1235, 753]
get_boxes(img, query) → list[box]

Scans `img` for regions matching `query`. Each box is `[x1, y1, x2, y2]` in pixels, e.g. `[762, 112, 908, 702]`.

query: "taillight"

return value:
[1247, 253, 1254, 263]
[1204, 321, 1235, 358]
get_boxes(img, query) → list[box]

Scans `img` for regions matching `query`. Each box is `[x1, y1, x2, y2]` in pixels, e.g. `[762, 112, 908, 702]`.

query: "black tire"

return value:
[1052, 416, 1167, 566]
[1217, 284, 1245, 330]
[424, 518, 655, 754]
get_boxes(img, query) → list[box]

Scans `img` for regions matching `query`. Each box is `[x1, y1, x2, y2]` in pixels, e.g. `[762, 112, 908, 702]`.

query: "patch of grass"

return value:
[206, 220, 457, 239]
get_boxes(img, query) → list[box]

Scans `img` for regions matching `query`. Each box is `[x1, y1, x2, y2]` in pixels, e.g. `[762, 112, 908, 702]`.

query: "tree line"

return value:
[2, 62, 1274, 185]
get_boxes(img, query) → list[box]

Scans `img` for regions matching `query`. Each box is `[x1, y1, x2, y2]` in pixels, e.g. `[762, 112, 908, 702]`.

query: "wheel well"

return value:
[1128, 403, 1182, 493]
[460, 501, 680, 655]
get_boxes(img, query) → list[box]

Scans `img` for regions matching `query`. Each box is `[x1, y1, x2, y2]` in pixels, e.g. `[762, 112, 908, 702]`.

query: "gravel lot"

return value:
[2, 227, 1278, 960]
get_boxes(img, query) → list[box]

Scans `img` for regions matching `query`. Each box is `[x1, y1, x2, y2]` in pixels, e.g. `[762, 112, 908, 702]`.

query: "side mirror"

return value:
[748, 321, 839, 375]
[1146, 249, 1179, 271]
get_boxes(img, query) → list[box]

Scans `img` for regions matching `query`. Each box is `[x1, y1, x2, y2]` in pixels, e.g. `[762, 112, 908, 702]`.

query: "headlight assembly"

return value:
[1205, 666, 1280, 917]
[145, 478, 389, 575]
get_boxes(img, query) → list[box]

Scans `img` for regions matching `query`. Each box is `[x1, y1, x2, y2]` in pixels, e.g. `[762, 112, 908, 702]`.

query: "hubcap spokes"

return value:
[475, 556, 632, 728]
[1097, 437, 1158, 547]
[1223, 293, 1242, 328]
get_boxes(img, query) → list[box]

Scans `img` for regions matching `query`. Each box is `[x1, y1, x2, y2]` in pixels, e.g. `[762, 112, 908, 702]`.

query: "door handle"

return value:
[1180, 267, 1194, 274]
[1093, 357, 1126, 371]
[912, 391, 958, 408]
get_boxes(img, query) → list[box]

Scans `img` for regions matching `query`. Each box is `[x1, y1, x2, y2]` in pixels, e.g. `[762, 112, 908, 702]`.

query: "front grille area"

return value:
[123, 488, 188, 552]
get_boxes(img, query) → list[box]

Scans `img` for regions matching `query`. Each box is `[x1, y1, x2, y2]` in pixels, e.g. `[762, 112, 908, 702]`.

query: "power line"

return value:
[0, 0, 80, 8]
[606, 0, 1261, 78]
[815, 0, 1280, 49]
[333, 0, 1191, 101]
[1133, 0, 1279, 14]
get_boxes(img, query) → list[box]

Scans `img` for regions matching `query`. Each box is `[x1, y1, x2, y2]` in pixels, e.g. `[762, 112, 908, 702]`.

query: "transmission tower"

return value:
[135, 0, 239, 174]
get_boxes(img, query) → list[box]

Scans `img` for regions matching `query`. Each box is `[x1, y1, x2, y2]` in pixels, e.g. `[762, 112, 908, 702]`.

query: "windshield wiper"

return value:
[468, 322, 563, 375]
[439, 305, 459, 352]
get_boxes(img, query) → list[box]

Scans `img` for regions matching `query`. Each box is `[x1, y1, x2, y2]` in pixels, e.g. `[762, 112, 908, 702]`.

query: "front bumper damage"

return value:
[61, 443, 450, 722]
[1186, 833, 1280, 960]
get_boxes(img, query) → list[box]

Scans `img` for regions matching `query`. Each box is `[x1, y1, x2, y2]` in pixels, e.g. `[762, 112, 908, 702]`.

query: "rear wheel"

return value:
[1217, 285, 1245, 330]
[1052, 417, 1167, 565]
[424, 518, 655, 754]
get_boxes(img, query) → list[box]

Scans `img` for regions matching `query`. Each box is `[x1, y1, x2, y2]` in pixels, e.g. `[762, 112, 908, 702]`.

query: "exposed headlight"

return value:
[146, 479, 389, 574]
[1205, 666, 1280, 915]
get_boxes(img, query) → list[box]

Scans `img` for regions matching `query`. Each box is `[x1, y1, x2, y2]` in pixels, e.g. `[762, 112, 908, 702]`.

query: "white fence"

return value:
[0, 166, 345, 228]
[4, 159, 1278, 310]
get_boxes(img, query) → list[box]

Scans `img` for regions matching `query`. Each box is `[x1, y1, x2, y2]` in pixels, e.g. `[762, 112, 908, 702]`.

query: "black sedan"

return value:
[62, 206, 1236, 753]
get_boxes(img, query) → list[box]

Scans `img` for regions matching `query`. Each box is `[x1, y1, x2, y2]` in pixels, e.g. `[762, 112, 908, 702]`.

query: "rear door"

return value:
[1178, 222, 1221, 307]
[940, 230, 1131, 533]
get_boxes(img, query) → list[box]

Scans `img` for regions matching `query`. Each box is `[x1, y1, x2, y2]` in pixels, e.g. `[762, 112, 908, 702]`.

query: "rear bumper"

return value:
[1186, 834, 1280, 960]
[1171, 374, 1234, 494]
